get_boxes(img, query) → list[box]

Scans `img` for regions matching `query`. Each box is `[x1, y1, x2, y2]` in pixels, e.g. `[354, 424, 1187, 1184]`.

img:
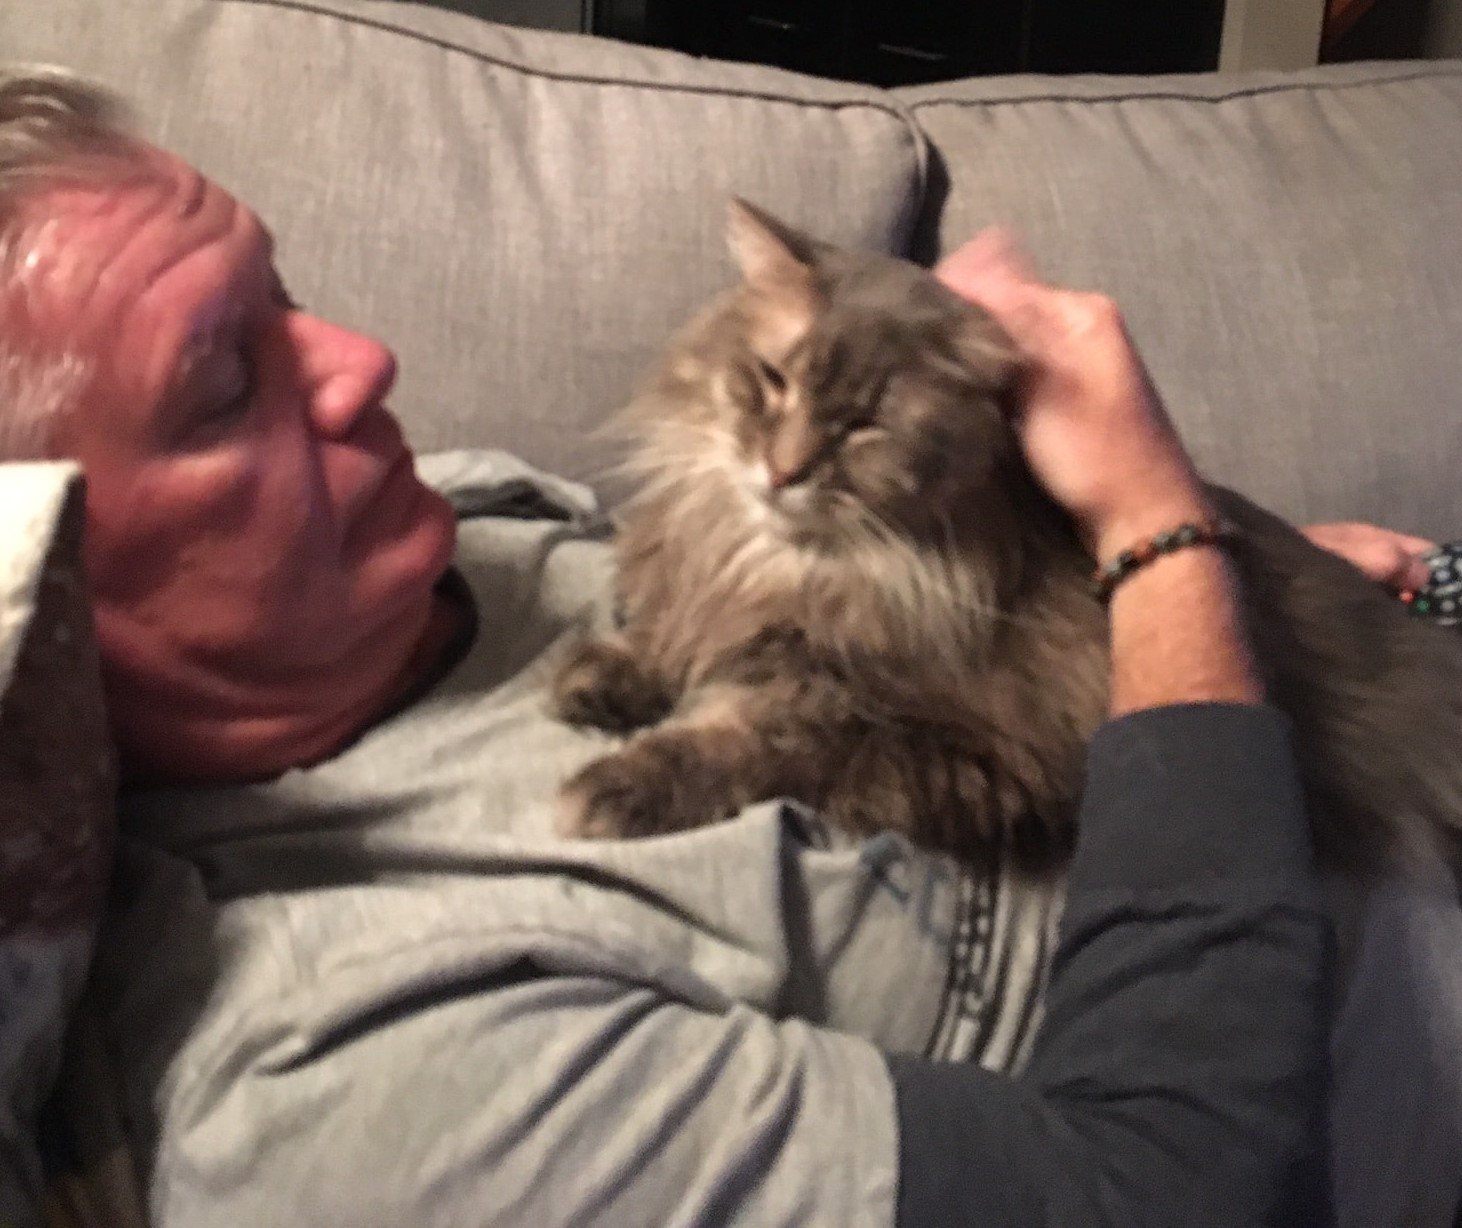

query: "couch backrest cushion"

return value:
[1, 0, 926, 491]
[901, 63, 1462, 538]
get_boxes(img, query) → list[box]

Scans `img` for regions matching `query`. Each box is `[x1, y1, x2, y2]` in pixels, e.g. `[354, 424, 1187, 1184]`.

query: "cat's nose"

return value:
[766, 419, 825, 490]
[766, 447, 822, 490]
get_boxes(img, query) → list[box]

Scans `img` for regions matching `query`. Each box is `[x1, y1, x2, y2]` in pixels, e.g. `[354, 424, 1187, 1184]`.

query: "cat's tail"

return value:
[1214, 486, 1462, 880]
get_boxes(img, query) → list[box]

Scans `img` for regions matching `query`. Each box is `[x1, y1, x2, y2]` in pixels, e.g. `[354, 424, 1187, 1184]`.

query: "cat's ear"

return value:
[728, 199, 821, 353]
[727, 198, 818, 289]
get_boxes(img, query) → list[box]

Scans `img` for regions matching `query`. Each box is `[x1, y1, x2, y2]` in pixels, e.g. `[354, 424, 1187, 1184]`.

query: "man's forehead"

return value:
[8, 148, 277, 430]
[22, 150, 257, 306]
[31, 149, 198, 236]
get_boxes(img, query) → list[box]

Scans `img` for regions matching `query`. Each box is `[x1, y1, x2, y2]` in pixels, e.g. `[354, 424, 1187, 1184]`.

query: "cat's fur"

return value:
[552, 200, 1462, 876]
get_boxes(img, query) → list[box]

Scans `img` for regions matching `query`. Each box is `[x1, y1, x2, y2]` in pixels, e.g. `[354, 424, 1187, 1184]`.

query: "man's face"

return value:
[26, 147, 457, 776]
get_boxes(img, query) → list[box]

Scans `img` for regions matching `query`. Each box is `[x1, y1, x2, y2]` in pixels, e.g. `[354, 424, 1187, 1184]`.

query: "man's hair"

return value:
[0, 67, 142, 461]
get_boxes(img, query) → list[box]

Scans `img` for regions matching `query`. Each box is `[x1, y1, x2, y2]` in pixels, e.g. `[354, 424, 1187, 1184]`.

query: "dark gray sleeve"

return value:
[889, 702, 1331, 1228]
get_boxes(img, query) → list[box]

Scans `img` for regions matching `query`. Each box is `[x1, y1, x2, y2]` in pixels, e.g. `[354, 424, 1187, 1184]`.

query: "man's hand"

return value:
[938, 229, 1263, 714]
[937, 230, 1211, 560]
[1301, 522, 1436, 593]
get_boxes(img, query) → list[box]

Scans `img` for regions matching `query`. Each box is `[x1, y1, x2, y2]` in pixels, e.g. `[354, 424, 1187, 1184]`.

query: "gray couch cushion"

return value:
[0, 0, 925, 490]
[902, 63, 1462, 538]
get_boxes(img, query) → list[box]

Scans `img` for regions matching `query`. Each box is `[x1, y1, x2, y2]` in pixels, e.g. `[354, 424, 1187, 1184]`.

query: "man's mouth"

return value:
[344, 448, 420, 550]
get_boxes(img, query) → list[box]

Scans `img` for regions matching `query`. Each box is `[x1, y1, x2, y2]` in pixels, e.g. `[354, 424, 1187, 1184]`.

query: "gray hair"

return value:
[0, 67, 144, 461]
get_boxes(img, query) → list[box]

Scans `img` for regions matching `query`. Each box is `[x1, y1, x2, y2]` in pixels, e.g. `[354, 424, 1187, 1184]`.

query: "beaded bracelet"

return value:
[1091, 518, 1237, 604]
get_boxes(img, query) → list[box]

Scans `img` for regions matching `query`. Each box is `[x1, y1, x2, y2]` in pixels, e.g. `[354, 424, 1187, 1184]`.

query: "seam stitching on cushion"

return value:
[223, 0, 930, 233]
[225, 0, 915, 123]
[904, 62, 1462, 111]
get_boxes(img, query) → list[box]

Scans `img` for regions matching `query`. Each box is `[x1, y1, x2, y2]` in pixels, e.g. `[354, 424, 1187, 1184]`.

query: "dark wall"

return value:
[1027, 0, 1225, 73]
[615, 0, 1225, 83]
[1323, 0, 1432, 60]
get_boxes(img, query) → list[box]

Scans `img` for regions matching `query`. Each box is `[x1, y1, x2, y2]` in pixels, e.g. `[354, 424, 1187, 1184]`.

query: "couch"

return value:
[2, 0, 1461, 1223]
[6, 0, 1462, 534]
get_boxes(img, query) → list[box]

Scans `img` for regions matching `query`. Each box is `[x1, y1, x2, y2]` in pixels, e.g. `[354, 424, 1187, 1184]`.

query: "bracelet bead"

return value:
[1092, 518, 1236, 603]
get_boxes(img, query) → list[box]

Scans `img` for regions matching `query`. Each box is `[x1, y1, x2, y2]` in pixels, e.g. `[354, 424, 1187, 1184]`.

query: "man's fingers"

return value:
[1374, 548, 1433, 593]
[1302, 523, 1438, 592]
[1393, 532, 1440, 556]
[1397, 553, 1435, 593]
[936, 228, 1040, 308]
[936, 227, 1037, 281]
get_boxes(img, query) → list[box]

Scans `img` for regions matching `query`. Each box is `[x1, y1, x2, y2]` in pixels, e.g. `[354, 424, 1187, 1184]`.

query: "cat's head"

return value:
[639, 199, 1039, 556]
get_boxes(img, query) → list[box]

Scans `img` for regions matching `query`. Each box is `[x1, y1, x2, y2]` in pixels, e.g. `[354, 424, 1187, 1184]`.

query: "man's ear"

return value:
[727, 198, 821, 290]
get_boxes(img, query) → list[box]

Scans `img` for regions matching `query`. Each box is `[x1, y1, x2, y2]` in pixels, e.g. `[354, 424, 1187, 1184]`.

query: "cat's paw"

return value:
[551, 636, 673, 734]
[557, 746, 722, 840]
[557, 753, 674, 839]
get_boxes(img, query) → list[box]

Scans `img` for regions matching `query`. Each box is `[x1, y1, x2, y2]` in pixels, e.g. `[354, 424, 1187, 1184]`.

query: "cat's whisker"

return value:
[626, 431, 746, 508]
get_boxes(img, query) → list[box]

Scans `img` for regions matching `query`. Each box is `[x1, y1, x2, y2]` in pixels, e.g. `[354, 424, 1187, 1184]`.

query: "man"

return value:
[2, 77, 461, 782]
[0, 70, 1452, 1225]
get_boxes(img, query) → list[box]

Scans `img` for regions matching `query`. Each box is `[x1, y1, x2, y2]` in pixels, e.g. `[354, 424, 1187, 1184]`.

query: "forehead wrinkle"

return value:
[138, 187, 241, 298]
[90, 188, 192, 299]
[53, 172, 235, 340]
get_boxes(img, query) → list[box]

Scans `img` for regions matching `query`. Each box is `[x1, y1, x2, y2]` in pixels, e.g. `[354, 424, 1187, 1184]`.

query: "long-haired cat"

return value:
[551, 199, 1462, 876]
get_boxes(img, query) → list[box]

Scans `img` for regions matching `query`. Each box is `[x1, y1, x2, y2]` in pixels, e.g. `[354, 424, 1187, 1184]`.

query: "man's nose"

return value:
[292, 313, 399, 440]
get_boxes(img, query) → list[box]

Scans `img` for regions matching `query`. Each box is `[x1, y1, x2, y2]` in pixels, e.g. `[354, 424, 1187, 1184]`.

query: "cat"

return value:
[551, 198, 1462, 877]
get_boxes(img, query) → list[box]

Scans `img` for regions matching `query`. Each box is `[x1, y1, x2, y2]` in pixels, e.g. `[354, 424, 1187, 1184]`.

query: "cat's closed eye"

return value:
[833, 381, 892, 440]
[755, 357, 787, 394]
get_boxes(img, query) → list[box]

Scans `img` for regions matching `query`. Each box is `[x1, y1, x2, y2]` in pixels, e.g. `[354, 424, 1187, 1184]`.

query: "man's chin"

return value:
[369, 482, 458, 587]
[349, 487, 457, 646]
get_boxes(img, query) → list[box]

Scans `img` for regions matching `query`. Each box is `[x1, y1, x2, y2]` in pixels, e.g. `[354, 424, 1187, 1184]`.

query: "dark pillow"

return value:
[0, 463, 115, 1223]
